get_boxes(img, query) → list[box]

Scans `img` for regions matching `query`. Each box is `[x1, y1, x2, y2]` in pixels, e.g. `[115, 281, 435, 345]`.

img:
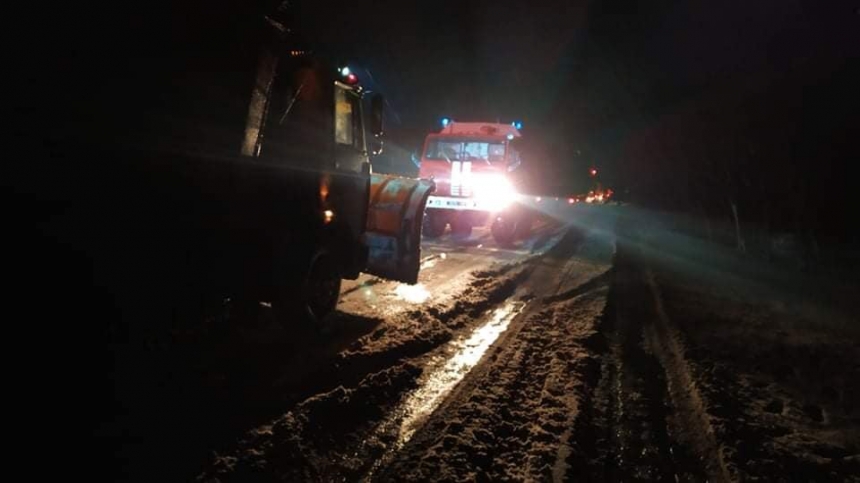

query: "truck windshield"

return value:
[424, 139, 506, 163]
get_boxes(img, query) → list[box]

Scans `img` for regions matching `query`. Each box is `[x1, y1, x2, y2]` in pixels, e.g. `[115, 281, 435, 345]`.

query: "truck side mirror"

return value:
[370, 94, 384, 155]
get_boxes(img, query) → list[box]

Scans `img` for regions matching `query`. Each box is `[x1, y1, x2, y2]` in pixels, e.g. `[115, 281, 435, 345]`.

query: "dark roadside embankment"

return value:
[620, 205, 860, 482]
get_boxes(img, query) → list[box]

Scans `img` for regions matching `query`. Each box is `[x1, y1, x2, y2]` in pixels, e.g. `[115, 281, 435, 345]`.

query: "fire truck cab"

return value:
[418, 121, 529, 244]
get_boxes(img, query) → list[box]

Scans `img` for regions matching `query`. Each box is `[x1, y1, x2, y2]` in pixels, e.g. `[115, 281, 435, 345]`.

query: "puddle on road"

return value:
[393, 283, 430, 304]
[396, 300, 525, 443]
[362, 300, 526, 480]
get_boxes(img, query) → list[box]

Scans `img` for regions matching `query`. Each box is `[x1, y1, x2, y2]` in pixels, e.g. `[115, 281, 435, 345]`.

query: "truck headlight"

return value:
[473, 174, 516, 211]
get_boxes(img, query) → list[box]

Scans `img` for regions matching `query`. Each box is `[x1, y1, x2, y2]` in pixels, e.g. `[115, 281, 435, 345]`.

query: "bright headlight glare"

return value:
[473, 174, 516, 211]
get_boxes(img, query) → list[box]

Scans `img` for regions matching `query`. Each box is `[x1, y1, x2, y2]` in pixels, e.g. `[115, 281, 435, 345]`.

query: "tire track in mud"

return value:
[644, 269, 732, 482]
[359, 300, 529, 481]
[369, 223, 616, 481]
[196, 243, 562, 482]
[566, 248, 726, 482]
[377, 288, 610, 482]
[196, 223, 595, 481]
[267, 261, 529, 395]
[335, 223, 575, 384]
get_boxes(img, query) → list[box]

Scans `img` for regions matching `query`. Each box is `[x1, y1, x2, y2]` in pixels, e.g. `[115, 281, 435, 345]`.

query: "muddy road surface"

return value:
[103, 204, 858, 482]
[196, 205, 627, 482]
[104, 207, 583, 481]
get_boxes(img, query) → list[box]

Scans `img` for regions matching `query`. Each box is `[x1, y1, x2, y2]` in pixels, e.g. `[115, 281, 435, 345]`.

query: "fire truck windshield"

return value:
[424, 139, 506, 163]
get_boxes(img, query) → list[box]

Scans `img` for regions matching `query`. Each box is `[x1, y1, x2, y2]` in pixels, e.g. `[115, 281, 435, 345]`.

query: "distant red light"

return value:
[568, 198, 575, 204]
[347, 73, 358, 83]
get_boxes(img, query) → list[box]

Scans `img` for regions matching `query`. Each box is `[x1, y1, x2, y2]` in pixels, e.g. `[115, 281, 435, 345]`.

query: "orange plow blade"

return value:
[364, 174, 435, 284]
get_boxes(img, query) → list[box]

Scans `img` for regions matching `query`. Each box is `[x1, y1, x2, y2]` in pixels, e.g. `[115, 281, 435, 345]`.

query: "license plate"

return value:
[427, 196, 476, 209]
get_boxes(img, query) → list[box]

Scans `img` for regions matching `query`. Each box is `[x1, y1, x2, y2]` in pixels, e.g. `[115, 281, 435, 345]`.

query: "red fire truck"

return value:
[418, 120, 530, 244]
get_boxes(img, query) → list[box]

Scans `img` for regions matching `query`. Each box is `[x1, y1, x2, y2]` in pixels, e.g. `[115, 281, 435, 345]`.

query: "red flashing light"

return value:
[589, 168, 598, 177]
[346, 73, 358, 84]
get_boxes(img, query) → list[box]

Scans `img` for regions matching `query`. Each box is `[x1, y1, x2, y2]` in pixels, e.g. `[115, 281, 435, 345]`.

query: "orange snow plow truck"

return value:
[418, 120, 532, 245]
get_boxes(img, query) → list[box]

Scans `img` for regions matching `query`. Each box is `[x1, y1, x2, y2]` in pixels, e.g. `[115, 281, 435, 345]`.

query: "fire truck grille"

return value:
[450, 161, 473, 197]
[451, 185, 472, 197]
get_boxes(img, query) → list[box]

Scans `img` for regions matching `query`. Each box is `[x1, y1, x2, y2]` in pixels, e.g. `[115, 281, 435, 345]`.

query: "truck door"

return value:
[329, 82, 372, 277]
[333, 82, 369, 174]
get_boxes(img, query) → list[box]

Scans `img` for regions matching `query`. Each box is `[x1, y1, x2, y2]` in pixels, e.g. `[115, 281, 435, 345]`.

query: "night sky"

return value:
[296, 0, 858, 202]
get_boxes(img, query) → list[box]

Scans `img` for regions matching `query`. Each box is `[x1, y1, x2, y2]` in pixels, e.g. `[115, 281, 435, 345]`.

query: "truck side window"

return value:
[335, 86, 360, 147]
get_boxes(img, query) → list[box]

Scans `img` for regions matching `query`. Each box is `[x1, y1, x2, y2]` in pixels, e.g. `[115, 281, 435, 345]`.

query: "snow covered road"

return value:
[109, 204, 858, 482]
[197, 207, 620, 481]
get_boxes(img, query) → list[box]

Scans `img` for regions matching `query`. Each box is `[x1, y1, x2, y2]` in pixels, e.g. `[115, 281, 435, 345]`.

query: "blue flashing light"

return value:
[340, 66, 351, 77]
[511, 120, 523, 130]
[441, 117, 451, 127]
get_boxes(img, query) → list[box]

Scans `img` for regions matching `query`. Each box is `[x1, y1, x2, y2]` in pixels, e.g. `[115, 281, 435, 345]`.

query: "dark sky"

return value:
[296, 0, 858, 195]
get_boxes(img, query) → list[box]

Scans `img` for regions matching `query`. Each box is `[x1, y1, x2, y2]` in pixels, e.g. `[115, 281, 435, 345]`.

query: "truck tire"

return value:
[423, 211, 447, 238]
[303, 249, 341, 325]
[450, 216, 472, 238]
[514, 211, 534, 238]
[491, 217, 517, 246]
[276, 249, 341, 329]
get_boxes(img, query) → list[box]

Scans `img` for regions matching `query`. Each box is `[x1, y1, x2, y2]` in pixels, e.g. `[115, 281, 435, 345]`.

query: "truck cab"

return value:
[45, 7, 435, 337]
[235, 41, 434, 324]
[417, 121, 528, 243]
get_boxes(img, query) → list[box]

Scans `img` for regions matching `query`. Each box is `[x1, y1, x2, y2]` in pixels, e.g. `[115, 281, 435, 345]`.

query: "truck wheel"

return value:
[303, 250, 341, 325]
[276, 249, 341, 329]
[491, 217, 517, 246]
[450, 217, 472, 238]
[514, 212, 534, 238]
[423, 212, 447, 238]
